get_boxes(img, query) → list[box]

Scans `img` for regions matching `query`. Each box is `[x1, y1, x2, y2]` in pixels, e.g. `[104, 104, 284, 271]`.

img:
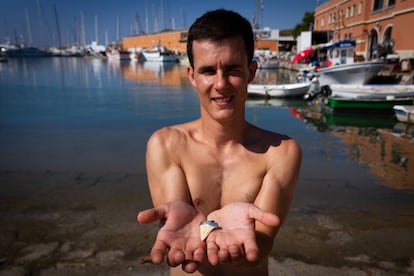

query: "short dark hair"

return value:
[186, 9, 254, 68]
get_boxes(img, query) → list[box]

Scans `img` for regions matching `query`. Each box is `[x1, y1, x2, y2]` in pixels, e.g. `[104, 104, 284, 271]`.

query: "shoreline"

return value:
[0, 170, 413, 275]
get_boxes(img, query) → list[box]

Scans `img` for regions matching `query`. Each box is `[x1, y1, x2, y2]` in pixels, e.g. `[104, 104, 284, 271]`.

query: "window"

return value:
[351, 5, 355, 16]
[373, 0, 383, 11]
[358, 2, 362, 15]
[388, 0, 395, 7]
[321, 18, 325, 27]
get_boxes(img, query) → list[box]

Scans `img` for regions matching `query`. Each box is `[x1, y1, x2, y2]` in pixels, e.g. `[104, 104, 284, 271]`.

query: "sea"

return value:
[0, 57, 414, 273]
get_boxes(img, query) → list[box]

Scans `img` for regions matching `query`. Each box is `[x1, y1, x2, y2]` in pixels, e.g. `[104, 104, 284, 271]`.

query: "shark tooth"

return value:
[200, 220, 219, 241]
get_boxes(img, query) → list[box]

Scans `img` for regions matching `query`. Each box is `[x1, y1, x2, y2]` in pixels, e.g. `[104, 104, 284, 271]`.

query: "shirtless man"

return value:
[137, 9, 302, 276]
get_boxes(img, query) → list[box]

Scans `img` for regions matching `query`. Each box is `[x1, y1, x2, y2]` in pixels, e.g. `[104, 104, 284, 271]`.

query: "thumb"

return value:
[137, 206, 167, 224]
[248, 205, 280, 227]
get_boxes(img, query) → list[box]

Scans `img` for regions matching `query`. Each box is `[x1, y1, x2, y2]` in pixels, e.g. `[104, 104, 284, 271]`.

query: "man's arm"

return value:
[253, 138, 302, 259]
[139, 127, 207, 272]
[146, 127, 191, 206]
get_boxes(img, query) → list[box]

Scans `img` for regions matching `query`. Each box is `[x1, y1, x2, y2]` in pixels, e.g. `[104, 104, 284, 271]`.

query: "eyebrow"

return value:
[197, 63, 242, 73]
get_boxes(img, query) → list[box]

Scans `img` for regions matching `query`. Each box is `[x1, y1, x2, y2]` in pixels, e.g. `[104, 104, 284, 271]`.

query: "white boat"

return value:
[141, 45, 178, 62]
[317, 60, 388, 86]
[106, 49, 131, 60]
[393, 105, 414, 123]
[314, 40, 389, 86]
[329, 84, 414, 99]
[247, 82, 310, 98]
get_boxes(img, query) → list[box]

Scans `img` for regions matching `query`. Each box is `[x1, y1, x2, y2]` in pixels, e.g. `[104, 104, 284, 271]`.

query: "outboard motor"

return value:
[303, 76, 321, 101]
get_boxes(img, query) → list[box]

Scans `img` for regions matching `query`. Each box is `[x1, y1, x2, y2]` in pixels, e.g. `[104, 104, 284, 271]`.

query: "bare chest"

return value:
[181, 148, 266, 214]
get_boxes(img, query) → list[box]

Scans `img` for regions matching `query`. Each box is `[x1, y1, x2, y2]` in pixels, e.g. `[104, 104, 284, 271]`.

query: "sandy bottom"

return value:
[0, 170, 413, 275]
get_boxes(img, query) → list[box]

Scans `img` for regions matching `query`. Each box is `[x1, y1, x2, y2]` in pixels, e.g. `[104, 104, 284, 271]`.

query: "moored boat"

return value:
[313, 40, 389, 86]
[393, 105, 414, 123]
[329, 84, 414, 99]
[247, 82, 310, 98]
[106, 48, 131, 60]
[327, 97, 414, 110]
[141, 45, 179, 62]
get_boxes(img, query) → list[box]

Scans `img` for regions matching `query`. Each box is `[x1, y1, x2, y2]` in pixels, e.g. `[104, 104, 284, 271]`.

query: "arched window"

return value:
[383, 26, 392, 43]
[369, 29, 379, 59]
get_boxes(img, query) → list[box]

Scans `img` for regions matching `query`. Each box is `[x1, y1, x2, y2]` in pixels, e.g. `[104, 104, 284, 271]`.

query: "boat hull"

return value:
[317, 61, 388, 86]
[329, 84, 414, 99]
[327, 97, 414, 110]
[247, 83, 310, 98]
[142, 52, 178, 62]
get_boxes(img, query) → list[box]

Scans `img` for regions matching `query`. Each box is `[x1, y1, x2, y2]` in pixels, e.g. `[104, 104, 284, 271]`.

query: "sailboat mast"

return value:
[25, 8, 33, 46]
[54, 4, 62, 47]
[95, 15, 98, 43]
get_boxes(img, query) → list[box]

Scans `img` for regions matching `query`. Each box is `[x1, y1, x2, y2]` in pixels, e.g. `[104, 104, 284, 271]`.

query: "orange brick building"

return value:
[122, 30, 283, 55]
[314, 0, 414, 59]
[123, 30, 188, 54]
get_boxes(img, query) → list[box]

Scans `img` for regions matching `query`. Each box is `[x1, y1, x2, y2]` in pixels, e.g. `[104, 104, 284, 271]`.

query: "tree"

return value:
[292, 12, 314, 39]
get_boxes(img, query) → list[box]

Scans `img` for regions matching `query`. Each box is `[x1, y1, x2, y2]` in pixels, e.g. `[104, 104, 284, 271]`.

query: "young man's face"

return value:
[187, 36, 257, 122]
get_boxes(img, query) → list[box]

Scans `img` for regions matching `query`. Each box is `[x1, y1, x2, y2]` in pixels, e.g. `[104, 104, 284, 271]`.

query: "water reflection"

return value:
[118, 62, 299, 87]
[288, 102, 414, 190]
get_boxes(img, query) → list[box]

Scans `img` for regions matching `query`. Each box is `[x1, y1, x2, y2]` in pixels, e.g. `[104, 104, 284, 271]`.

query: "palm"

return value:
[137, 201, 206, 272]
[206, 202, 279, 264]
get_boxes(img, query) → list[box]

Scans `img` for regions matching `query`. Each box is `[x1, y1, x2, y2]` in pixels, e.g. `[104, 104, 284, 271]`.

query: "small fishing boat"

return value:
[329, 84, 414, 99]
[313, 40, 389, 86]
[106, 48, 131, 60]
[141, 45, 179, 62]
[327, 97, 414, 110]
[393, 105, 414, 123]
[247, 82, 310, 98]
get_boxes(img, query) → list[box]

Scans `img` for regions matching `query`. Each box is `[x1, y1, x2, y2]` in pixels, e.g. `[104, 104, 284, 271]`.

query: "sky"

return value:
[0, 0, 323, 47]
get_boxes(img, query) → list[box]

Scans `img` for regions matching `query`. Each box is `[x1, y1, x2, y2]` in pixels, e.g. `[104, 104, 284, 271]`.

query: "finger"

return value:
[167, 248, 185, 267]
[244, 238, 259, 262]
[150, 239, 169, 264]
[193, 246, 205, 264]
[137, 206, 167, 224]
[248, 205, 280, 227]
[182, 260, 199, 274]
[228, 244, 242, 262]
[206, 240, 219, 265]
[218, 247, 230, 264]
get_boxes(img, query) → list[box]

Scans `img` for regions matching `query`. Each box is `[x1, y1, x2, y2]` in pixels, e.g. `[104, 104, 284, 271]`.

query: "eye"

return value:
[198, 67, 216, 76]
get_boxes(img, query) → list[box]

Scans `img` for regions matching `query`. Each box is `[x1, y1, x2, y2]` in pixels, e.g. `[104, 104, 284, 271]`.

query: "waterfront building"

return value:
[122, 28, 295, 56]
[313, 0, 414, 60]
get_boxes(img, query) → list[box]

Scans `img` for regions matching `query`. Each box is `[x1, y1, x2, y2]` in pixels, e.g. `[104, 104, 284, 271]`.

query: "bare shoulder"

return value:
[249, 124, 302, 187]
[248, 124, 301, 156]
[146, 121, 197, 155]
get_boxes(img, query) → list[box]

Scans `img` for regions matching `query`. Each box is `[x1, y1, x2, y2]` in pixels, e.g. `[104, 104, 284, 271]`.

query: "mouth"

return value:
[212, 96, 234, 104]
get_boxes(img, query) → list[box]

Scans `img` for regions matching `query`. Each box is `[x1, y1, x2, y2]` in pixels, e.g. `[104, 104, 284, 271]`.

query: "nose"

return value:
[214, 70, 228, 91]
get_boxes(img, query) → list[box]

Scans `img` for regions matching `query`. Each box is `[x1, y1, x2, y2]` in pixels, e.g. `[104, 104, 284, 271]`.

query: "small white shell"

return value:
[200, 220, 219, 241]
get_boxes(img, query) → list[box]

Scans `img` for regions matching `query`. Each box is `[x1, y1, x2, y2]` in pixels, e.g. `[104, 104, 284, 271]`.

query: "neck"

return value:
[199, 116, 248, 147]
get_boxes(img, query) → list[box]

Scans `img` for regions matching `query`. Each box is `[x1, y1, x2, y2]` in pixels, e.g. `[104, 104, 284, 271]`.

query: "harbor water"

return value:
[0, 58, 413, 275]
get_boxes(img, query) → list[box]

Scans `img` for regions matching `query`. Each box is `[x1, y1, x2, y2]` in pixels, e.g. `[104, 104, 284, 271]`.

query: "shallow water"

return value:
[0, 57, 413, 274]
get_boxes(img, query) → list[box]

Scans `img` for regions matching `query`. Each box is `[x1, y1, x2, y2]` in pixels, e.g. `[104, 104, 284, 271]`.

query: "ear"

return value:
[187, 65, 196, 87]
[248, 60, 258, 83]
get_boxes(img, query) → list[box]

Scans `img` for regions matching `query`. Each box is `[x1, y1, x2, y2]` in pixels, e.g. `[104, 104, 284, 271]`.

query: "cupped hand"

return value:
[137, 201, 206, 273]
[205, 202, 279, 265]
